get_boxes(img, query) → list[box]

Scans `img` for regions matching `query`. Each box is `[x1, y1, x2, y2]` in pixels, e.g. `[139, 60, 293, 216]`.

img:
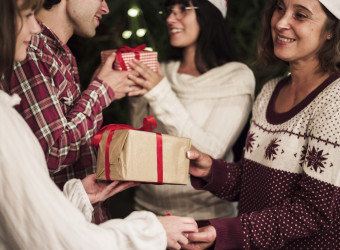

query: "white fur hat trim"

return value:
[208, 0, 228, 18]
[319, 0, 340, 19]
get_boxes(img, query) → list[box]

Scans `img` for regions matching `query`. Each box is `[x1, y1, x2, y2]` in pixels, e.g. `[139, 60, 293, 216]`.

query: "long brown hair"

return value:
[257, 0, 340, 73]
[0, 0, 43, 84]
[0, 0, 16, 84]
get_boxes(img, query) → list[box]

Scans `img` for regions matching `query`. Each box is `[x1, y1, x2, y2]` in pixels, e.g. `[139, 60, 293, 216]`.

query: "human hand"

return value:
[157, 215, 198, 250]
[186, 146, 213, 182]
[181, 225, 217, 250]
[97, 52, 138, 100]
[81, 174, 140, 204]
[127, 59, 164, 95]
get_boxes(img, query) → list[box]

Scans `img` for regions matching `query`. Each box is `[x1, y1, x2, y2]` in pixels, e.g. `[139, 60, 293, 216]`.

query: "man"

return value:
[4, 0, 135, 223]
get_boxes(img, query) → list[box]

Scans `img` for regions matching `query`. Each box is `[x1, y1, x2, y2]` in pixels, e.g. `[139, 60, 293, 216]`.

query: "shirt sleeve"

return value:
[0, 95, 166, 250]
[143, 78, 252, 159]
[10, 48, 114, 172]
[63, 179, 94, 222]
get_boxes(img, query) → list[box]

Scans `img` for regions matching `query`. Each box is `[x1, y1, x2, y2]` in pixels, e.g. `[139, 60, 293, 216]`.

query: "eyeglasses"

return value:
[158, 5, 199, 20]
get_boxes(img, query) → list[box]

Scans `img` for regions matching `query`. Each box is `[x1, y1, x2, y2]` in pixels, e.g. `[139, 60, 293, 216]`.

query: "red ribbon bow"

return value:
[116, 44, 147, 71]
[92, 116, 164, 183]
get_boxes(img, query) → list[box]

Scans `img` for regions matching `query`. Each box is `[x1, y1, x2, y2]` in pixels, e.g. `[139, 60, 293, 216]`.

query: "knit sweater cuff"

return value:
[209, 217, 244, 249]
[191, 158, 229, 193]
[144, 76, 171, 102]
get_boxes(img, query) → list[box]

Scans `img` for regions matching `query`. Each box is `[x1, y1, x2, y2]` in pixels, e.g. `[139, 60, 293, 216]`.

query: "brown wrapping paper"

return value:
[96, 129, 191, 184]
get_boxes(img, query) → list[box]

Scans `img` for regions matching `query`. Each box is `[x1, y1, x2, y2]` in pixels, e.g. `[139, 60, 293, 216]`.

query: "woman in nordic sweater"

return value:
[184, 0, 340, 249]
[127, 0, 255, 221]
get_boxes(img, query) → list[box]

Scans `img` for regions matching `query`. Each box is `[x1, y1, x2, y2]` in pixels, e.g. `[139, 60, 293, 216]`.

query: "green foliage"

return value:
[68, 0, 287, 124]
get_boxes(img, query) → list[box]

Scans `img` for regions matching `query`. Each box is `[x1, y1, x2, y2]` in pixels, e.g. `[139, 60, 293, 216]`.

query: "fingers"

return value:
[129, 59, 153, 79]
[128, 60, 163, 91]
[186, 150, 200, 160]
[177, 234, 189, 245]
[128, 85, 148, 96]
[106, 181, 136, 196]
[187, 225, 217, 243]
[180, 217, 198, 227]
[87, 173, 97, 181]
[156, 62, 163, 75]
[187, 231, 212, 242]
[103, 52, 116, 69]
[106, 180, 120, 189]
[128, 74, 149, 89]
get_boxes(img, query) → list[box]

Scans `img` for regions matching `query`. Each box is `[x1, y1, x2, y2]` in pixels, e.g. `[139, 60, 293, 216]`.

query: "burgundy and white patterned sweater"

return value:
[192, 73, 340, 249]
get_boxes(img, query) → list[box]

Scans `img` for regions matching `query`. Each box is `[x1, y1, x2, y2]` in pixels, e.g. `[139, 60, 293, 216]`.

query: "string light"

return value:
[122, 30, 133, 39]
[127, 7, 140, 17]
[136, 28, 147, 37]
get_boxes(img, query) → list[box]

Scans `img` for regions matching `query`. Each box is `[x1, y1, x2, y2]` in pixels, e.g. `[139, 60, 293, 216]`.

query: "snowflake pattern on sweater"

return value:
[240, 74, 340, 249]
[193, 73, 340, 249]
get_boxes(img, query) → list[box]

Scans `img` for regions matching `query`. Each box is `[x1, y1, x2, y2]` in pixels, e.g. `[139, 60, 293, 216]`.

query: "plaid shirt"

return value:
[3, 22, 114, 223]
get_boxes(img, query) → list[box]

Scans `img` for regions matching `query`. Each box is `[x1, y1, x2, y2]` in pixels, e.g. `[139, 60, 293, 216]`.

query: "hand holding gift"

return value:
[186, 146, 213, 183]
[96, 51, 137, 100]
[81, 174, 140, 204]
[101, 44, 160, 96]
[128, 58, 164, 96]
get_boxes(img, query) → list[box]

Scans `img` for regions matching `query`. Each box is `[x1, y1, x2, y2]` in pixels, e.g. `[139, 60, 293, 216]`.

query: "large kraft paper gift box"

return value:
[101, 44, 158, 72]
[93, 117, 191, 184]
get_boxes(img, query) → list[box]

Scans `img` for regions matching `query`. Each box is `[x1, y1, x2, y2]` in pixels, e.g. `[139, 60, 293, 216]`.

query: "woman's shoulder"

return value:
[259, 76, 286, 94]
[160, 60, 180, 72]
[219, 61, 253, 72]
[214, 62, 255, 85]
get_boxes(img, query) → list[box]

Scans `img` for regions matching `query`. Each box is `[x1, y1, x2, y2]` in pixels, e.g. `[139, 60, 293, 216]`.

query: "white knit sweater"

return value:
[0, 91, 166, 250]
[129, 60, 255, 220]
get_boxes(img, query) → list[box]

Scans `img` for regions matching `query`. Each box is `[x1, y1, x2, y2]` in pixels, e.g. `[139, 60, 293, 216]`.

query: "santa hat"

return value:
[208, 0, 228, 18]
[319, 0, 340, 19]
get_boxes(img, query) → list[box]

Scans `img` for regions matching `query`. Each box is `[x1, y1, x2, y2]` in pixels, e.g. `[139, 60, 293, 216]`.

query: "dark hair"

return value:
[164, 0, 239, 74]
[43, 0, 61, 10]
[257, 0, 340, 73]
[0, 0, 43, 85]
[0, 0, 16, 84]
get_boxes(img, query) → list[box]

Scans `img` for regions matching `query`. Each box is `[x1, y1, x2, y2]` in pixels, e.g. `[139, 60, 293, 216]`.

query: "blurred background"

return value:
[68, 0, 287, 218]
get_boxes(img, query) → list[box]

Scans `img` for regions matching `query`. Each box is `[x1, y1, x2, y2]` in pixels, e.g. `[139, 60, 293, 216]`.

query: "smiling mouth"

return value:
[277, 35, 295, 43]
[95, 15, 101, 23]
[170, 28, 183, 34]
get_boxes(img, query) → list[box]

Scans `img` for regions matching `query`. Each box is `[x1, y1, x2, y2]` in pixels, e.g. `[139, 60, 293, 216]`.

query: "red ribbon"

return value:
[92, 116, 164, 183]
[116, 44, 147, 71]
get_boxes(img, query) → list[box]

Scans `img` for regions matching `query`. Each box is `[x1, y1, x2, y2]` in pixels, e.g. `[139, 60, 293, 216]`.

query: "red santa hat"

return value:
[319, 0, 340, 19]
[208, 0, 228, 18]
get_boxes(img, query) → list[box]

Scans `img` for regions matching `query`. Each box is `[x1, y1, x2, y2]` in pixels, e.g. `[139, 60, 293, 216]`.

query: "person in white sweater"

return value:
[127, 0, 255, 221]
[0, 0, 198, 249]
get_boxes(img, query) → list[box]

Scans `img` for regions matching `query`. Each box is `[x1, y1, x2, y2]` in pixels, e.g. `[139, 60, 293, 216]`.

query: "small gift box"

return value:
[101, 44, 158, 72]
[92, 117, 191, 185]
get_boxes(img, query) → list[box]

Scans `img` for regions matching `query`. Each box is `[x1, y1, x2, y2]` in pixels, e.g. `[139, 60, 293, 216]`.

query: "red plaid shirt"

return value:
[3, 21, 114, 223]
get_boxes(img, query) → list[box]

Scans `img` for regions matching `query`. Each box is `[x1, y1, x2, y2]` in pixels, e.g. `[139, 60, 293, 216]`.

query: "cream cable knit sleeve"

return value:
[0, 91, 166, 250]
[143, 64, 254, 159]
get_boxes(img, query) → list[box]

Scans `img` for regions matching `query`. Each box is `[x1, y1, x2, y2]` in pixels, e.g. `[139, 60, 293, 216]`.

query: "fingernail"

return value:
[186, 151, 192, 158]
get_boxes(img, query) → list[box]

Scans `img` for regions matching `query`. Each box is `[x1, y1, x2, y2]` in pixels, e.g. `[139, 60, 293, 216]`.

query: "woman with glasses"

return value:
[0, 0, 198, 249]
[128, 0, 255, 222]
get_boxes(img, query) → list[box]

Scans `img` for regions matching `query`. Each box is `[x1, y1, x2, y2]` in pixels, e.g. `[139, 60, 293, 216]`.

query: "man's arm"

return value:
[10, 49, 114, 172]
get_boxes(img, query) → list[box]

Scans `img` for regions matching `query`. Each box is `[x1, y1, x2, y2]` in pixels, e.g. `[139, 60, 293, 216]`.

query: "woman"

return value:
[183, 0, 340, 249]
[128, 0, 255, 221]
[0, 0, 197, 249]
